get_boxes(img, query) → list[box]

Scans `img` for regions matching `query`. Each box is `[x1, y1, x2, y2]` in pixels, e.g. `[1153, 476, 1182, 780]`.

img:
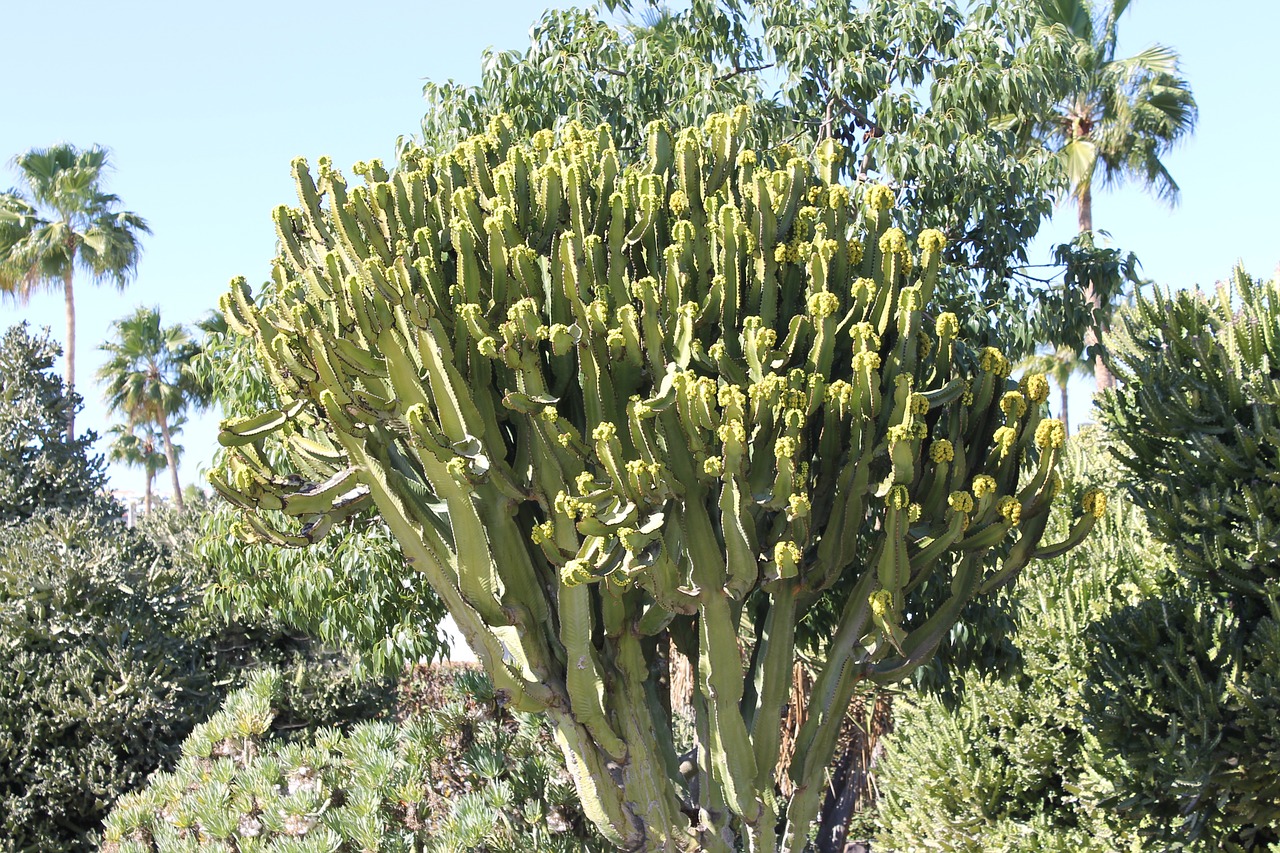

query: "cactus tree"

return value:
[213, 109, 1099, 852]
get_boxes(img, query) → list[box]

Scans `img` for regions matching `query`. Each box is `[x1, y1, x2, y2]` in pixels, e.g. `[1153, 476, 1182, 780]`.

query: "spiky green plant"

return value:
[211, 109, 1098, 851]
[1101, 266, 1280, 606]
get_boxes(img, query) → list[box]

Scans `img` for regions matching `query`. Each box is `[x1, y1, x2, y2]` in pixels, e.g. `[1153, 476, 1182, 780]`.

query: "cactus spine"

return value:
[214, 109, 1094, 852]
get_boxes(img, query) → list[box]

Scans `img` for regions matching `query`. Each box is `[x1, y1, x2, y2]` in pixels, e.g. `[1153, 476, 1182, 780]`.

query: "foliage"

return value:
[101, 668, 608, 853]
[200, 503, 449, 675]
[1095, 265, 1280, 849]
[876, 429, 1172, 852]
[213, 111, 1099, 850]
[0, 323, 110, 524]
[1100, 267, 1280, 608]
[1077, 586, 1280, 850]
[414, 0, 1092, 357]
[192, 311, 450, 676]
[0, 144, 149, 436]
[139, 497, 401, 732]
[0, 509, 214, 852]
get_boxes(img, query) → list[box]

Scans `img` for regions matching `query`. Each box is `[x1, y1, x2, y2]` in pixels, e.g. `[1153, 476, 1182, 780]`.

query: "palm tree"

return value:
[1039, 0, 1197, 389]
[0, 144, 150, 438]
[106, 420, 181, 516]
[98, 308, 206, 512]
[1019, 347, 1094, 435]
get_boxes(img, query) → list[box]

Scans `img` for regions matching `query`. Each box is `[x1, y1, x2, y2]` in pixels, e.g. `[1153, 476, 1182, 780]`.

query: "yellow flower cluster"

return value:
[972, 475, 997, 498]
[1000, 391, 1028, 419]
[866, 184, 895, 211]
[1082, 488, 1107, 519]
[930, 439, 955, 464]
[1034, 419, 1066, 450]
[807, 291, 841, 319]
[1021, 372, 1050, 404]
[918, 229, 947, 254]
[879, 228, 908, 256]
[998, 496, 1021, 524]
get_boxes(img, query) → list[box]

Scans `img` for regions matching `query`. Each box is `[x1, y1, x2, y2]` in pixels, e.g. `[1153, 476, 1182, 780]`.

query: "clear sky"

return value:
[2, 0, 1276, 496]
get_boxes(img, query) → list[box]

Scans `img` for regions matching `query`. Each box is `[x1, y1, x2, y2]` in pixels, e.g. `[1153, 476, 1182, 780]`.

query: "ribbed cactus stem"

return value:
[213, 110, 1090, 852]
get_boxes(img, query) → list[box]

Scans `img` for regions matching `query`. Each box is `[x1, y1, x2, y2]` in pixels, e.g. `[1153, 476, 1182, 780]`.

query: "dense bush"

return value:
[0, 499, 397, 851]
[0, 510, 215, 851]
[1079, 589, 1280, 849]
[1095, 267, 1280, 849]
[143, 499, 399, 730]
[102, 668, 608, 852]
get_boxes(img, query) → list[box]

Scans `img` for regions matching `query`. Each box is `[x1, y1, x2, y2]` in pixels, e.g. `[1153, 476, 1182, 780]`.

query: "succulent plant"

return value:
[101, 669, 605, 853]
[1102, 266, 1280, 607]
[211, 108, 1096, 851]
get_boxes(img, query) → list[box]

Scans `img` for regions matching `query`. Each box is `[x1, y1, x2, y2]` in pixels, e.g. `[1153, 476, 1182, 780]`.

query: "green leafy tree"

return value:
[1037, 0, 1197, 388]
[212, 113, 1100, 850]
[0, 509, 216, 852]
[97, 307, 206, 512]
[0, 145, 149, 437]
[0, 323, 108, 523]
[106, 419, 179, 515]
[415, 0, 1089, 356]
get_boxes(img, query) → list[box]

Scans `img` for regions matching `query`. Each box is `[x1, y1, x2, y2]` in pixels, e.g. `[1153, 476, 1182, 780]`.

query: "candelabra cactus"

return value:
[212, 108, 1096, 852]
[1102, 267, 1280, 607]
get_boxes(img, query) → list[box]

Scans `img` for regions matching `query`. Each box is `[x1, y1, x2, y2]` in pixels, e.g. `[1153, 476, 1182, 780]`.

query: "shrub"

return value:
[1096, 267, 1280, 849]
[1078, 578, 1280, 849]
[0, 510, 215, 851]
[101, 668, 608, 852]
[0, 498, 399, 851]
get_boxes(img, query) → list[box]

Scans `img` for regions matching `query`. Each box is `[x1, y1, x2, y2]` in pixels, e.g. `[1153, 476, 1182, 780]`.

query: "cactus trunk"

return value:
[213, 111, 1097, 849]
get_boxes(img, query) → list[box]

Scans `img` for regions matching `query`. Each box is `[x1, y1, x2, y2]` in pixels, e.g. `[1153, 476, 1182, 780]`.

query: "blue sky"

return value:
[2, 0, 1276, 497]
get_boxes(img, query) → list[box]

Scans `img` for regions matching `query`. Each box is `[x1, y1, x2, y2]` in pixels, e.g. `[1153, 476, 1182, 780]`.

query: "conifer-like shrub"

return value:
[102, 668, 608, 852]
[1078, 588, 1280, 849]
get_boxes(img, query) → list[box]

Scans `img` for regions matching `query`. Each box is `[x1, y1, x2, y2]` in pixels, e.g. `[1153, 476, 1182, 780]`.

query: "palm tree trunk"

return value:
[157, 410, 184, 512]
[144, 468, 153, 515]
[1059, 379, 1071, 437]
[1078, 188, 1115, 391]
[63, 270, 76, 440]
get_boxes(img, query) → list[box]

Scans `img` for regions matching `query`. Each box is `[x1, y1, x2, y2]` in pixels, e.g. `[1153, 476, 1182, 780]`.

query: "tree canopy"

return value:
[414, 0, 1094, 356]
